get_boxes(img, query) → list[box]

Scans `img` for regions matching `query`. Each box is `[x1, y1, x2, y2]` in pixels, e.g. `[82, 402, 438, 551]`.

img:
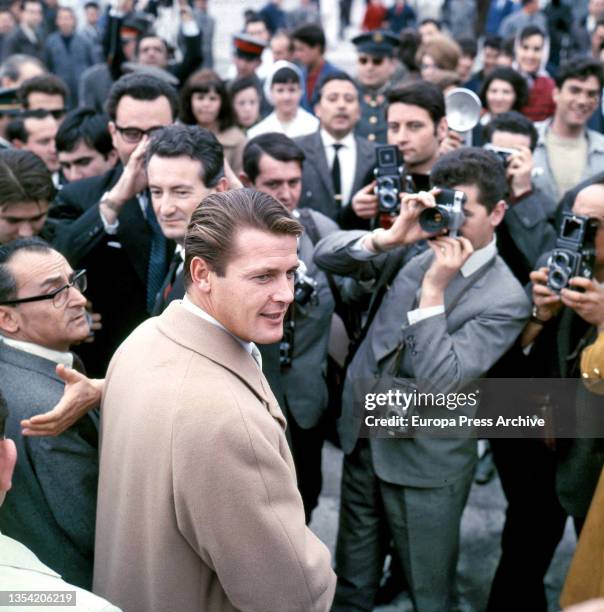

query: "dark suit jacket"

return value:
[1, 25, 44, 60]
[0, 342, 99, 589]
[295, 130, 375, 229]
[50, 164, 173, 376]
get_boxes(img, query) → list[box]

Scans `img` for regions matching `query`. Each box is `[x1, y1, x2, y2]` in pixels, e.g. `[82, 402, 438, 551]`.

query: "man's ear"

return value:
[490, 200, 507, 228]
[215, 176, 229, 192]
[0, 306, 19, 335]
[107, 148, 119, 165]
[11, 139, 24, 149]
[189, 256, 213, 294]
[436, 117, 448, 143]
[108, 121, 119, 150]
[552, 86, 560, 106]
[239, 172, 252, 187]
[0, 439, 17, 506]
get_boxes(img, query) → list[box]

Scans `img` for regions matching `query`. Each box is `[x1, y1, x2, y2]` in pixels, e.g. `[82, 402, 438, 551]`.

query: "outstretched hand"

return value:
[21, 364, 104, 437]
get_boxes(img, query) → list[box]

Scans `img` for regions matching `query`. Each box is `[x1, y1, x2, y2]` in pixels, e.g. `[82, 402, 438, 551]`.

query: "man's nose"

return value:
[273, 273, 294, 305]
[17, 222, 35, 237]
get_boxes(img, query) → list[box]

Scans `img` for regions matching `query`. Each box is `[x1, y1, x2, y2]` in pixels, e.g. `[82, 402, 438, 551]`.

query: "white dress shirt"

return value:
[181, 296, 262, 368]
[320, 128, 357, 207]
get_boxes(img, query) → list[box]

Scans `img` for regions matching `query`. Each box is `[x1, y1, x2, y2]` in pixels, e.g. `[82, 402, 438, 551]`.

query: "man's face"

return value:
[206, 227, 298, 344]
[483, 45, 499, 74]
[56, 8, 75, 35]
[108, 95, 173, 164]
[590, 0, 604, 18]
[572, 184, 604, 269]
[251, 153, 302, 211]
[234, 55, 260, 78]
[245, 20, 269, 43]
[592, 25, 604, 54]
[457, 54, 474, 82]
[490, 130, 531, 150]
[356, 53, 394, 89]
[59, 141, 117, 183]
[0, 249, 89, 351]
[22, 115, 59, 172]
[419, 22, 439, 42]
[26, 92, 66, 122]
[455, 183, 502, 249]
[293, 40, 321, 68]
[516, 34, 544, 74]
[0, 11, 15, 34]
[0, 200, 48, 244]
[387, 102, 445, 173]
[21, 1, 42, 28]
[271, 35, 292, 61]
[148, 155, 214, 244]
[553, 76, 601, 131]
[271, 82, 302, 115]
[85, 5, 99, 26]
[315, 78, 360, 139]
[137, 36, 168, 68]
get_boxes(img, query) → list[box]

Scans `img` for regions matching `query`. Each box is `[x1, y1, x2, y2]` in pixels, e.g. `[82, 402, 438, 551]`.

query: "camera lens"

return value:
[419, 206, 448, 233]
[548, 268, 568, 292]
[552, 252, 571, 267]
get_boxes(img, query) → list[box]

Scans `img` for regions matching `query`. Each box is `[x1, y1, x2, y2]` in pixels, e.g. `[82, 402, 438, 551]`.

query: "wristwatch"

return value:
[530, 305, 550, 326]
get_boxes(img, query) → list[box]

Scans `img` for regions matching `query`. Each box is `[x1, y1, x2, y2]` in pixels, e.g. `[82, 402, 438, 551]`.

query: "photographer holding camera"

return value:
[483, 111, 557, 284]
[487, 182, 604, 612]
[350, 81, 449, 222]
[315, 147, 531, 612]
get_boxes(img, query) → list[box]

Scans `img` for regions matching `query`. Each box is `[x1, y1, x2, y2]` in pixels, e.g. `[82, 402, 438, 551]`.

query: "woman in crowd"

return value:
[514, 25, 555, 121]
[416, 33, 461, 84]
[180, 69, 247, 173]
[247, 60, 318, 139]
[474, 66, 528, 144]
[229, 76, 262, 132]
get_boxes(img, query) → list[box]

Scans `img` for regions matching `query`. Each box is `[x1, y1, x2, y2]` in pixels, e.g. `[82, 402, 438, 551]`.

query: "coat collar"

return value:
[156, 301, 285, 426]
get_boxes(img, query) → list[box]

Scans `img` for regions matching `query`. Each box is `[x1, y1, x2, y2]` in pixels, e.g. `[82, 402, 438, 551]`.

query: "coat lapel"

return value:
[308, 131, 334, 198]
[351, 137, 376, 196]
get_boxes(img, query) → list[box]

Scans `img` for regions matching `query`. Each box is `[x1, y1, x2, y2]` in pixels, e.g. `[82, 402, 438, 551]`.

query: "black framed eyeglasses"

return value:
[0, 269, 87, 309]
[23, 108, 67, 121]
[114, 124, 163, 143]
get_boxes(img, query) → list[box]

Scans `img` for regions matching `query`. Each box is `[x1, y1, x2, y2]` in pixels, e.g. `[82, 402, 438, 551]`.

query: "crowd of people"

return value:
[1, 0, 604, 611]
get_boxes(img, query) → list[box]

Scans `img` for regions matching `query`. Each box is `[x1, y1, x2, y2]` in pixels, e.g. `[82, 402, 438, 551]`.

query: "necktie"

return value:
[251, 344, 263, 370]
[331, 143, 343, 207]
[146, 201, 168, 313]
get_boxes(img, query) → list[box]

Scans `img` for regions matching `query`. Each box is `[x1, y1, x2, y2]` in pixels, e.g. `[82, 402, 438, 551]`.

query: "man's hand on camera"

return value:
[506, 146, 533, 198]
[363, 190, 438, 252]
[439, 130, 464, 156]
[101, 136, 150, 225]
[352, 181, 379, 219]
[420, 236, 474, 307]
[561, 277, 604, 330]
[530, 266, 562, 322]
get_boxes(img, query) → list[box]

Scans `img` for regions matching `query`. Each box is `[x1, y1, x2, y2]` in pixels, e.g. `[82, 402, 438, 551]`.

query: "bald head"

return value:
[573, 183, 604, 219]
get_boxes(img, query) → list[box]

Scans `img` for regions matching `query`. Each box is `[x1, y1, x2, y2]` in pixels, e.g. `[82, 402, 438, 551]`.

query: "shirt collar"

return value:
[181, 295, 254, 355]
[175, 243, 185, 260]
[0, 336, 74, 368]
[320, 128, 355, 149]
[460, 236, 497, 278]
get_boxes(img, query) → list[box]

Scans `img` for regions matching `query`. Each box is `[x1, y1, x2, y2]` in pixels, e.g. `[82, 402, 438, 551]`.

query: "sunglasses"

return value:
[358, 55, 385, 66]
[23, 108, 67, 120]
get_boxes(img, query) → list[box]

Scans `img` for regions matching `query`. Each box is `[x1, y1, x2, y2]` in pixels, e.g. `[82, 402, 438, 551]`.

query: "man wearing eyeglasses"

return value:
[18, 73, 69, 124]
[51, 73, 178, 377]
[0, 237, 99, 591]
[353, 30, 401, 144]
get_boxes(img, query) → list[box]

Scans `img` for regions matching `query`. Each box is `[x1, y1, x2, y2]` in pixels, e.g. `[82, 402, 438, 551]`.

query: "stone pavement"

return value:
[310, 442, 576, 612]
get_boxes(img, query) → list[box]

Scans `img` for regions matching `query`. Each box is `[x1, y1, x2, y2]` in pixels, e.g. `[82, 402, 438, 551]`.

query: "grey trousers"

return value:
[332, 440, 473, 612]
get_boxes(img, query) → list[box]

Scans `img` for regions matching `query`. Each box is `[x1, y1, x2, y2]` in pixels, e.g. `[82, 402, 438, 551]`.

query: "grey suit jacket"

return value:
[295, 130, 375, 228]
[314, 231, 531, 488]
[0, 341, 99, 590]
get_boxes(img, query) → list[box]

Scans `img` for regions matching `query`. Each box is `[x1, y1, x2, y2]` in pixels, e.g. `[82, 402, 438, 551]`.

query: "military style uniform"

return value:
[351, 30, 400, 144]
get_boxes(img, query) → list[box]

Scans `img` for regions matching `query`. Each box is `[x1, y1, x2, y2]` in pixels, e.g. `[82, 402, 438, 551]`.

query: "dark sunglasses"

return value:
[23, 108, 67, 120]
[358, 55, 385, 66]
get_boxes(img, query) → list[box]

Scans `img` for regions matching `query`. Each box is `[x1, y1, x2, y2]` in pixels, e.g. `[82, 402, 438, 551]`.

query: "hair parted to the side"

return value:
[430, 147, 508, 212]
[386, 80, 445, 125]
[0, 149, 55, 210]
[0, 237, 52, 303]
[184, 188, 302, 285]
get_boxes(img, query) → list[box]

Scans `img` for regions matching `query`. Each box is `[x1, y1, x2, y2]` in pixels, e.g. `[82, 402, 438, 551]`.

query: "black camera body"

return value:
[374, 145, 408, 215]
[294, 260, 317, 306]
[547, 213, 598, 293]
[419, 188, 467, 237]
[484, 144, 517, 167]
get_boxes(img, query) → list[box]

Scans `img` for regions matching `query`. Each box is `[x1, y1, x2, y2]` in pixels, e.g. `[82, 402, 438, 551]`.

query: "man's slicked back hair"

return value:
[243, 132, 305, 184]
[184, 188, 302, 284]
